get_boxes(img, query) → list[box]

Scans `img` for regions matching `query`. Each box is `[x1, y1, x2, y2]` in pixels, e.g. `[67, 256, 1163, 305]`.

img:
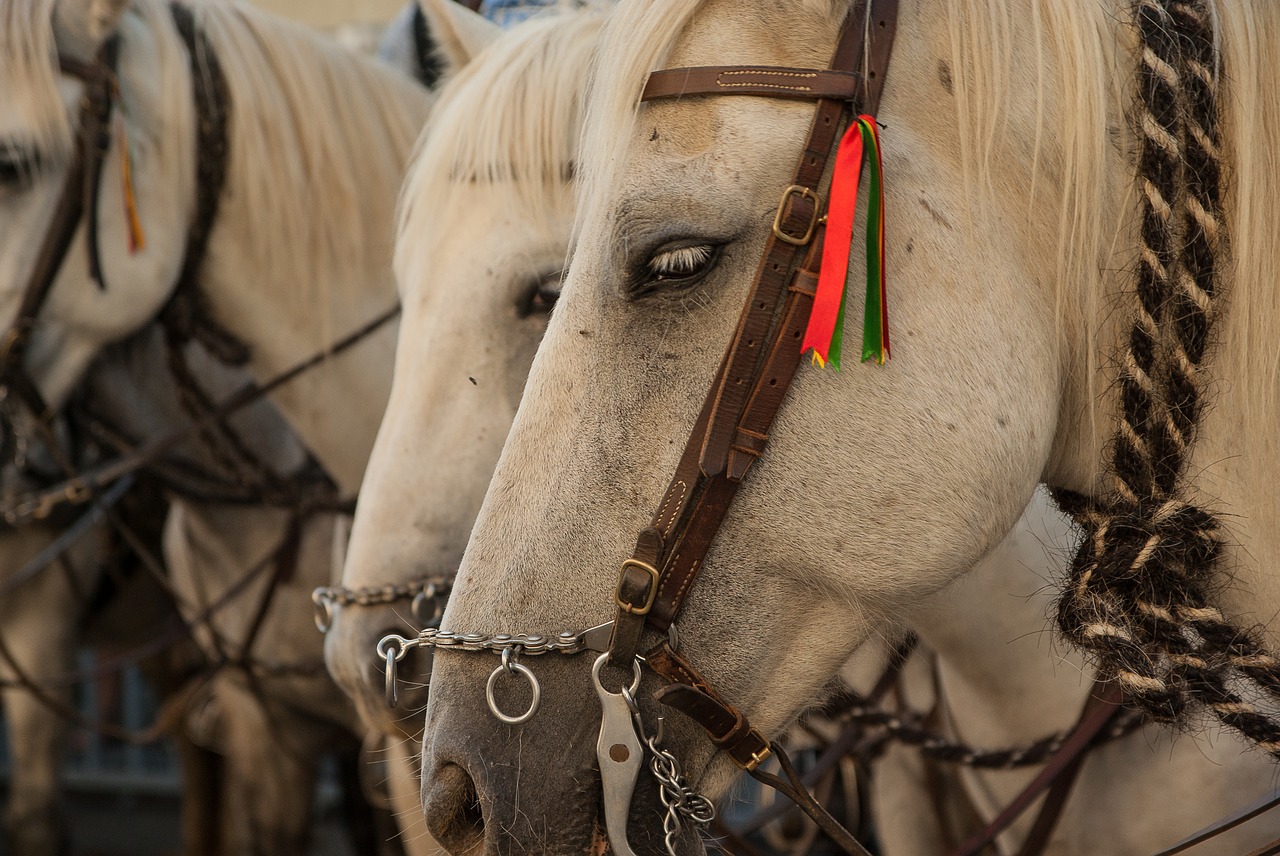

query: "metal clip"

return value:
[376, 633, 418, 708]
[593, 653, 644, 856]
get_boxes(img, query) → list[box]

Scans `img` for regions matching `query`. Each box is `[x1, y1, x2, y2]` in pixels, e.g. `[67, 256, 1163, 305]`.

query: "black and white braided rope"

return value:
[1056, 0, 1280, 757]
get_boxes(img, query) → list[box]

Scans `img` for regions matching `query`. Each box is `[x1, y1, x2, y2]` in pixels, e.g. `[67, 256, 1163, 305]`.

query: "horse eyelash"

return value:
[648, 244, 714, 279]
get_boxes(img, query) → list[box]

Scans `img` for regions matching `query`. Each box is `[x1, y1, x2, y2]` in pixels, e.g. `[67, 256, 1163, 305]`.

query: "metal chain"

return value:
[311, 576, 451, 632]
[392, 625, 600, 656]
[634, 709, 715, 855]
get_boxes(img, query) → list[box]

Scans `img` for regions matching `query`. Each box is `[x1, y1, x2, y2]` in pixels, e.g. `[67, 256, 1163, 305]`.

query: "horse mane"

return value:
[395, 4, 605, 280]
[182, 0, 431, 298]
[581, 0, 1280, 523]
[3, 0, 429, 304]
[0, 0, 72, 161]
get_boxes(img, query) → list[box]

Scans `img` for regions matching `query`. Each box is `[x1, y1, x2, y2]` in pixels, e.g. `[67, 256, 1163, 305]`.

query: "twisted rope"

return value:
[1056, 0, 1280, 755]
[843, 703, 1145, 770]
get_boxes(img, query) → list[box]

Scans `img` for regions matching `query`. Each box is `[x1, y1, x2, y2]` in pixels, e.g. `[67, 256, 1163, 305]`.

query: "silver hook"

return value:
[312, 591, 333, 634]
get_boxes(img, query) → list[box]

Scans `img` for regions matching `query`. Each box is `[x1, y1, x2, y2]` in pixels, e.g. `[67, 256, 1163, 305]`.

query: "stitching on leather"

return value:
[657, 552, 682, 602]
[655, 480, 687, 534]
[720, 70, 819, 79]
[672, 559, 699, 608]
[718, 81, 815, 93]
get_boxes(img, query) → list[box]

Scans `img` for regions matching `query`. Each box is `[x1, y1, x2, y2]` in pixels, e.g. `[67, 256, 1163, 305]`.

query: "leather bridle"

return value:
[592, 4, 898, 851]
[0, 38, 122, 433]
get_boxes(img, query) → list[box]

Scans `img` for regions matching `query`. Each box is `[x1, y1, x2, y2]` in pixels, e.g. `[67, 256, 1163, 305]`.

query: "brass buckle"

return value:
[615, 559, 660, 616]
[742, 744, 773, 772]
[771, 185, 821, 246]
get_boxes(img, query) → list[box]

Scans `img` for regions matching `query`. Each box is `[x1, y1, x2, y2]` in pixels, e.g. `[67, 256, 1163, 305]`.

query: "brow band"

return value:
[642, 66, 861, 103]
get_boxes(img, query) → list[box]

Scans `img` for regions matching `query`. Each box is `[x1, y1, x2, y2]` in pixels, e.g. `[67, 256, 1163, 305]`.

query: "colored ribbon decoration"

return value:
[117, 116, 145, 254]
[800, 115, 889, 369]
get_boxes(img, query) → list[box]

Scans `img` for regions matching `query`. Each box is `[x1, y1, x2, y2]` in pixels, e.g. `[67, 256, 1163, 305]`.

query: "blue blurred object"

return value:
[480, 0, 559, 27]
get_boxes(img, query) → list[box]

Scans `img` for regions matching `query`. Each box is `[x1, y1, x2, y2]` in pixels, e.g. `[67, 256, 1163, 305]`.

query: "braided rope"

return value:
[843, 704, 1146, 770]
[1056, 0, 1280, 755]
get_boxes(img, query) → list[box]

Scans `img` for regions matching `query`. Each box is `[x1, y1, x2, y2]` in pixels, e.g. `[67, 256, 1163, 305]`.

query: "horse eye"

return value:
[646, 243, 720, 283]
[0, 144, 41, 189]
[518, 271, 563, 317]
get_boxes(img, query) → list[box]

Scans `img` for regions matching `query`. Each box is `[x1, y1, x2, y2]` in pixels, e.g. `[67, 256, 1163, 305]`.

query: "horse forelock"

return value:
[395, 6, 603, 286]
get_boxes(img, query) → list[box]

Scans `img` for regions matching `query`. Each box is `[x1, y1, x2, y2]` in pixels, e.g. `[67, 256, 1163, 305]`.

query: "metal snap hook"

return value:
[486, 648, 541, 725]
[312, 591, 334, 634]
[377, 634, 417, 709]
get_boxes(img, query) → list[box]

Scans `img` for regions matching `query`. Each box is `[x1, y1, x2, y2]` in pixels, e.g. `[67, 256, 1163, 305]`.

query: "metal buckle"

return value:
[615, 559, 660, 616]
[742, 744, 773, 772]
[771, 185, 821, 245]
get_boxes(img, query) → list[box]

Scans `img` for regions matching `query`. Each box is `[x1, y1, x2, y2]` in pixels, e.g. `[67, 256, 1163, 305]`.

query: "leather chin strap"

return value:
[602, 2, 899, 853]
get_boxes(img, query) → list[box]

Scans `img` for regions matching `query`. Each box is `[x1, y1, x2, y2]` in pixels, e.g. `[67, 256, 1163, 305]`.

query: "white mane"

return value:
[183, 0, 431, 296]
[0, 0, 72, 160]
[580, 0, 1280, 524]
[394, 4, 605, 280]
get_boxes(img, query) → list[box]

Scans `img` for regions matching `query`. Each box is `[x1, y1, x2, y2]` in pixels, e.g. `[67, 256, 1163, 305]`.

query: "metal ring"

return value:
[485, 661, 541, 725]
[312, 593, 333, 634]
[591, 652, 642, 697]
[385, 646, 399, 708]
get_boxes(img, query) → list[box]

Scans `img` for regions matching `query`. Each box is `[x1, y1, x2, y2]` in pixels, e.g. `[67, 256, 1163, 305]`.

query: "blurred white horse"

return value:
[0, 0, 447, 852]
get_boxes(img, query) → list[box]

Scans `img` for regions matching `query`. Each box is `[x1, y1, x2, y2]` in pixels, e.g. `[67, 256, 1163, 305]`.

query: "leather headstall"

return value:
[0, 37, 122, 425]
[602, 1, 899, 852]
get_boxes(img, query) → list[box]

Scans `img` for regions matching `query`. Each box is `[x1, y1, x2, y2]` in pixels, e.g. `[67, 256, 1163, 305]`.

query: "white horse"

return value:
[0, 0, 446, 852]
[326, 0, 581, 740]
[339, 2, 1280, 852]
[385, 0, 1280, 852]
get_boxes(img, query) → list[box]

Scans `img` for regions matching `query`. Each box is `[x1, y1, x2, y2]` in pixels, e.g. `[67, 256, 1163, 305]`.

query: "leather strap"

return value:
[643, 66, 861, 102]
[947, 682, 1125, 856]
[608, 0, 900, 666]
[0, 305, 394, 525]
[600, 5, 900, 853]
[1152, 787, 1280, 856]
[748, 744, 874, 856]
[0, 40, 121, 410]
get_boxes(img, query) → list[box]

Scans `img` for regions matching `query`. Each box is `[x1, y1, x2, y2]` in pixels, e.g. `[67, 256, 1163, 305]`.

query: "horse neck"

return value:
[85, 326, 310, 480]
[902, 491, 1089, 744]
[186, 11, 431, 494]
[196, 249, 400, 495]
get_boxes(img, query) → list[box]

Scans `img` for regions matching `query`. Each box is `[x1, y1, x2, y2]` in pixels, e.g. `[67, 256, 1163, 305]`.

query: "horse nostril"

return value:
[424, 762, 485, 851]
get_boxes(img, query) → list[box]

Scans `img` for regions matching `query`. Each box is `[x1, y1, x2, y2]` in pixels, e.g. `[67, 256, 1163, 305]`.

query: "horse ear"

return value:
[52, 0, 130, 63]
[417, 0, 502, 76]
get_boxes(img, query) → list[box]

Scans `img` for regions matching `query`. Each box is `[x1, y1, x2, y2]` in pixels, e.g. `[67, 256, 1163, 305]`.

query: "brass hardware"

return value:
[615, 559, 660, 616]
[771, 185, 821, 245]
[743, 744, 774, 772]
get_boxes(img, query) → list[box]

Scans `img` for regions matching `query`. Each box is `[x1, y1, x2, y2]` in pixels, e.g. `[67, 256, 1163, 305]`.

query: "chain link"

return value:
[312, 576, 451, 632]
[402, 626, 600, 656]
